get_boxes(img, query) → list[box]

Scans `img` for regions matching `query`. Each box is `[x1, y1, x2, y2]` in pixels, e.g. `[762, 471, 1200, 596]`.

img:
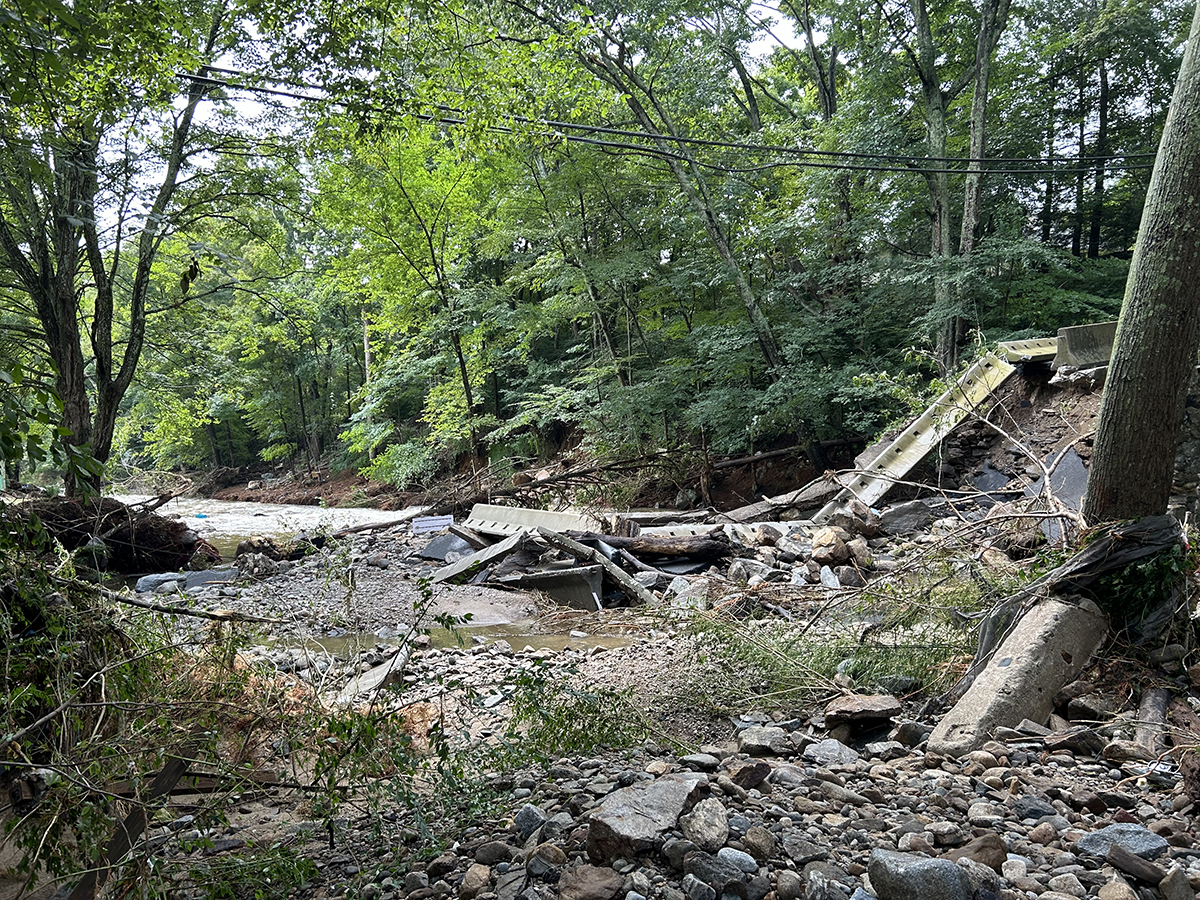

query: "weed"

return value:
[501, 663, 650, 763]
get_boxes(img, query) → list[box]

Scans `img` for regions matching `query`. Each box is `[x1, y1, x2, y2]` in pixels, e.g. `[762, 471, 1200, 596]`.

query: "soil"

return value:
[211, 468, 414, 510]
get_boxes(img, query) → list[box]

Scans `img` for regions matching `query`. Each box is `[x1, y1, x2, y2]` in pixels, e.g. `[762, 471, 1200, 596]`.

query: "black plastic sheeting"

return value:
[931, 515, 1186, 714]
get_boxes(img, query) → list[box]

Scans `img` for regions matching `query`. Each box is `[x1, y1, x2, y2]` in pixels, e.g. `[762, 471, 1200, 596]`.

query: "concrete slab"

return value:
[431, 530, 527, 584]
[462, 503, 597, 537]
[496, 565, 604, 610]
[927, 597, 1107, 757]
[1052, 321, 1117, 370]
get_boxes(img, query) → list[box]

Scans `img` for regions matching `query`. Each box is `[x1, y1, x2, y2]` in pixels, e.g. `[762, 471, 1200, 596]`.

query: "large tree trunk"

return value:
[1082, 0, 1200, 524]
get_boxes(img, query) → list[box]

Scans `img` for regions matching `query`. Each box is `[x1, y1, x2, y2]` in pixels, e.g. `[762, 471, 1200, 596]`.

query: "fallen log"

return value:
[536, 527, 658, 607]
[563, 531, 731, 560]
[331, 508, 430, 537]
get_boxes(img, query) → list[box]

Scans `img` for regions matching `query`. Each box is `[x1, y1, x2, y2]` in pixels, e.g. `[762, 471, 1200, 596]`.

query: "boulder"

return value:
[810, 528, 851, 565]
[867, 850, 972, 900]
[1075, 824, 1169, 860]
[587, 773, 708, 860]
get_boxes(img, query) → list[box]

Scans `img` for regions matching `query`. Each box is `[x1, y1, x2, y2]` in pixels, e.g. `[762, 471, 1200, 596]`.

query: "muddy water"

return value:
[117, 494, 417, 559]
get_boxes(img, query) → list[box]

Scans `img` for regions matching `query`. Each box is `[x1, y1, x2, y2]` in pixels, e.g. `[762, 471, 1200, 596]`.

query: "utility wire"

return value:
[195, 64, 1157, 167]
[184, 69, 1156, 175]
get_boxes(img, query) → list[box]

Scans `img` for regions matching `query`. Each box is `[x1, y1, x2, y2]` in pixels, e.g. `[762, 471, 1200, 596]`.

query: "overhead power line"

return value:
[179, 68, 1157, 176]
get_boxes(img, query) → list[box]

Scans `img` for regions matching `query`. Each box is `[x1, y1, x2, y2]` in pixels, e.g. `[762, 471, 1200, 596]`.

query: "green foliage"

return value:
[187, 850, 320, 900]
[362, 441, 437, 489]
[0, 365, 103, 489]
[505, 665, 650, 761]
[72, 0, 1182, 487]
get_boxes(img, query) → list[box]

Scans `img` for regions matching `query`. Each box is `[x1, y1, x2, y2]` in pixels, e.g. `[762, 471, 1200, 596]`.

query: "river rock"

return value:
[727, 760, 770, 789]
[867, 850, 972, 900]
[679, 797, 729, 852]
[475, 840, 513, 864]
[802, 738, 859, 766]
[683, 851, 747, 896]
[737, 726, 789, 755]
[513, 803, 547, 840]
[775, 871, 804, 900]
[942, 833, 1006, 873]
[811, 528, 850, 565]
[743, 825, 776, 862]
[880, 500, 937, 535]
[558, 865, 624, 900]
[1159, 866, 1195, 900]
[587, 773, 708, 860]
[824, 694, 902, 728]
[459, 864, 490, 900]
[1076, 823, 1169, 860]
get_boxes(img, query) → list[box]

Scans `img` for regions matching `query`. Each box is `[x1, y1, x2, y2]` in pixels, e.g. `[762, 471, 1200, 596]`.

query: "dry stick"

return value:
[98, 586, 285, 624]
[965, 411, 1084, 531]
[535, 527, 658, 607]
[67, 745, 197, 900]
[0, 639, 193, 756]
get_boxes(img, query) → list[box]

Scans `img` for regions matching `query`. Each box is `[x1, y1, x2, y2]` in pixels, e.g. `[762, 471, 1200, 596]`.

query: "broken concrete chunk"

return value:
[927, 597, 1107, 757]
[431, 530, 528, 584]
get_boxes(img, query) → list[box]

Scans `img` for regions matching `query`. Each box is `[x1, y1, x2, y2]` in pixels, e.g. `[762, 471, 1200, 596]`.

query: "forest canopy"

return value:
[0, 0, 1190, 492]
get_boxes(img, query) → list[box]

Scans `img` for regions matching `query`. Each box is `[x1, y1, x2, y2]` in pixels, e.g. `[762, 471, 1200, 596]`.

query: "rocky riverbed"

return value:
[126, 536, 1200, 900]
[114, 490, 1200, 900]
[144, 647, 1200, 900]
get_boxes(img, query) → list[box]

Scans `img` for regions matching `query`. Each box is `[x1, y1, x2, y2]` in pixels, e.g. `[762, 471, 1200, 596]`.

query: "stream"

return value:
[117, 493, 415, 559]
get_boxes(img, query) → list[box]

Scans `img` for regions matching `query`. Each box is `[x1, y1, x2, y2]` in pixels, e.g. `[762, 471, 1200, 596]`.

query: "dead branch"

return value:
[535, 527, 658, 606]
[100, 586, 285, 624]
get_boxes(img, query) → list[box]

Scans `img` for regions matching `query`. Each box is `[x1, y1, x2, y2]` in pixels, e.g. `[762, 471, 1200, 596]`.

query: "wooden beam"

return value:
[535, 527, 657, 607]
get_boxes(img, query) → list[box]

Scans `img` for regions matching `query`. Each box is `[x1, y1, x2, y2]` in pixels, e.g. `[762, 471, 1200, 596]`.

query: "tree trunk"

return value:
[579, 40, 784, 371]
[1041, 77, 1057, 244]
[1082, 0, 1200, 524]
[960, 0, 1010, 257]
[909, 0, 960, 374]
[1087, 60, 1109, 259]
[1072, 68, 1086, 257]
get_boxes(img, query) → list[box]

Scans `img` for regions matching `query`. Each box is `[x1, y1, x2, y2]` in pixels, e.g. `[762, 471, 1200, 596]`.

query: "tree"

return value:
[1081, 0, 1200, 524]
[0, 0, 260, 493]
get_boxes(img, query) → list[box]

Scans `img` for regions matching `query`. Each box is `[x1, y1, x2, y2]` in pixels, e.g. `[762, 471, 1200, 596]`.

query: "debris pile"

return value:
[15, 495, 219, 574]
